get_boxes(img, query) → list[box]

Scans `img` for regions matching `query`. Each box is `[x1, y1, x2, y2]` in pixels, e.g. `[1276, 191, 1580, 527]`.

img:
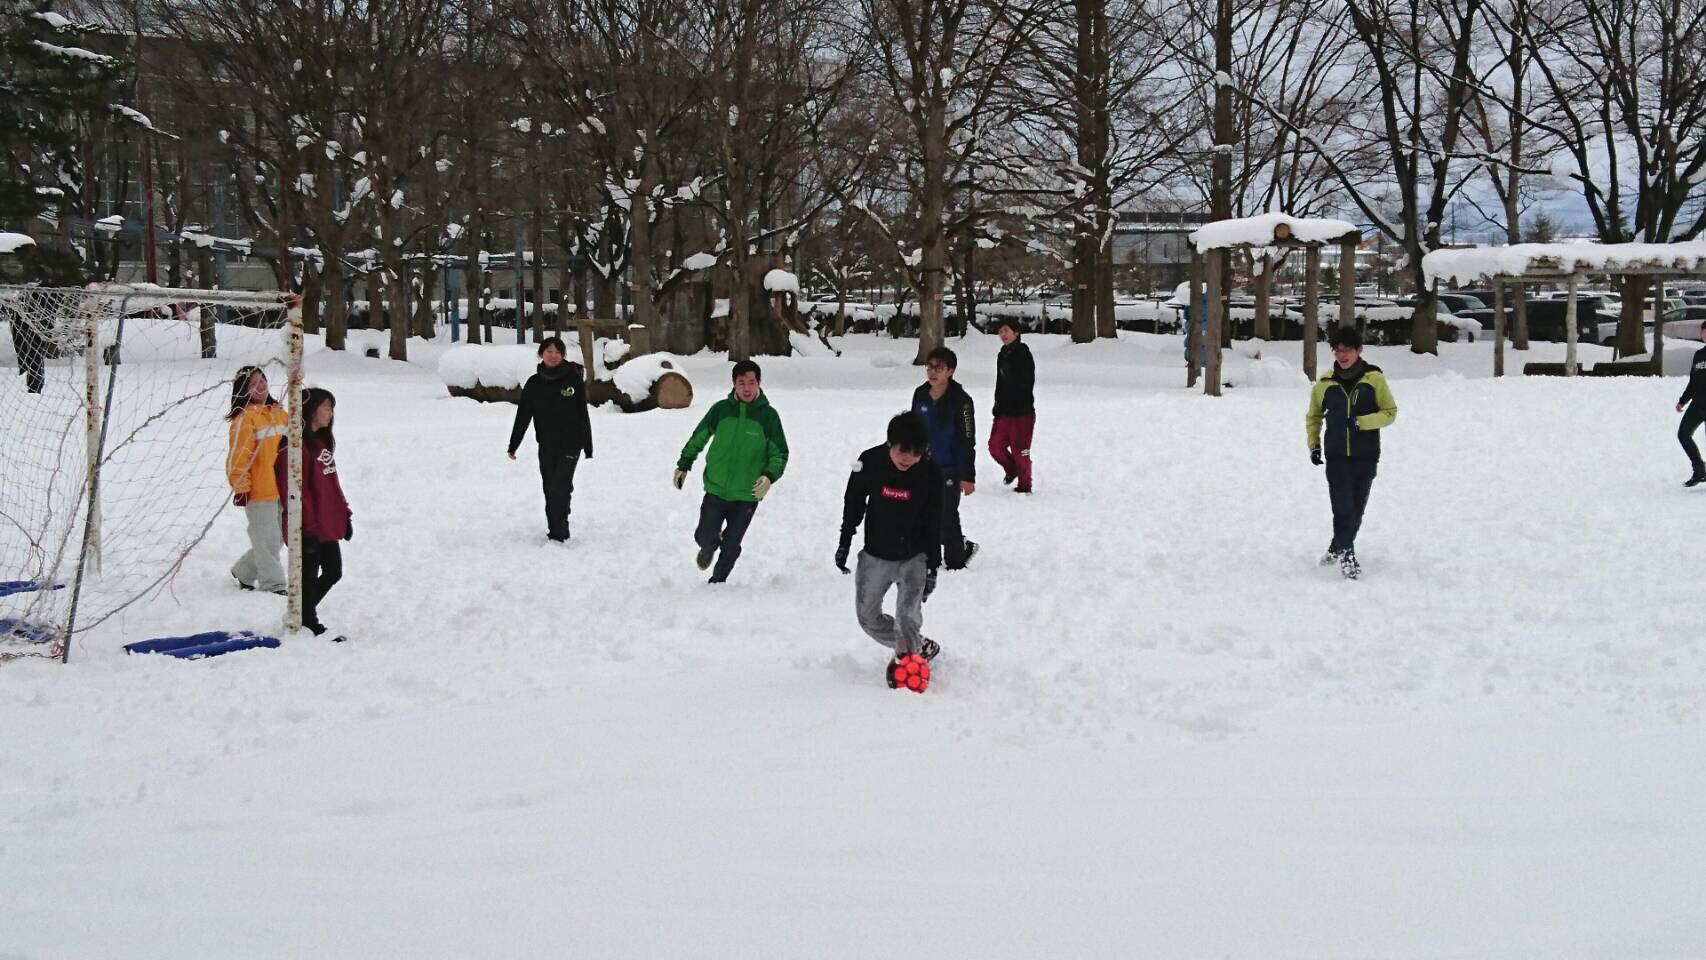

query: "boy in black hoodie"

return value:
[910, 346, 979, 569]
[1675, 321, 1706, 487]
[508, 337, 593, 541]
[837, 412, 944, 683]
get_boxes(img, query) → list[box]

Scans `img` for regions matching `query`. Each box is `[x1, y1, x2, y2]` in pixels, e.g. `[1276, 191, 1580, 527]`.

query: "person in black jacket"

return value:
[910, 346, 978, 570]
[507, 337, 593, 541]
[988, 317, 1036, 493]
[837, 412, 944, 680]
[1675, 321, 1706, 487]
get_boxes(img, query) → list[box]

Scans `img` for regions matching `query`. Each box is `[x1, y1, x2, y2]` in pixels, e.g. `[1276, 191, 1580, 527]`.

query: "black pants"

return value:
[538, 448, 580, 540]
[11, 322, 44, 394]
[1326, 458, 1378, 553]
[303, 539, 343, 634]
[694, 494, 758, 581]
[1681, 403, 1705, 474]
[941, 477, 971, 569]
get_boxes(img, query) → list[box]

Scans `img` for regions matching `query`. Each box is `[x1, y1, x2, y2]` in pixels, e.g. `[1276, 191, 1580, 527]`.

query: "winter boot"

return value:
[695, 547, 713, 570]
[918, 638, 940, 661]
[1686, 469, 1706, 488]
[1319, 546, 1343, 567]
[962, 541, 980, 568]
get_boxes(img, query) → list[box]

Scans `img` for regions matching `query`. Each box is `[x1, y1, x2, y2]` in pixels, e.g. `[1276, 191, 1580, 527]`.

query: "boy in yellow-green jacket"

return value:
[674, 360, 789, 583]
[1306, 326, 1397, 579]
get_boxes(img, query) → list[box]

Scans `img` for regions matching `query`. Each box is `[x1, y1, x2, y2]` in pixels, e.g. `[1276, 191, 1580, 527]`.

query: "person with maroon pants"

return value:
[275, 387, 353, 641]
[988, 317, 1035, 494]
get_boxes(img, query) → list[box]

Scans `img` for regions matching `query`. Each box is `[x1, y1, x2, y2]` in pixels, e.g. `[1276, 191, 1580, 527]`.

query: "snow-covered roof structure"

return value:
[1422, 241, 1706, 286]
[1188, 212, 1360, 253]
[0, 232, 36, 254]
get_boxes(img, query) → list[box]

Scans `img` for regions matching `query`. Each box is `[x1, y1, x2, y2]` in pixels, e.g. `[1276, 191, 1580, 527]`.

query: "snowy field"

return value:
[4, 328, 1705, 958]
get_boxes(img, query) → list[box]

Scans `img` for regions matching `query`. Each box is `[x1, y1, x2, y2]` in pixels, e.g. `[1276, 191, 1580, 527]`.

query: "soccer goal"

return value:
[1, 284, 304, 662]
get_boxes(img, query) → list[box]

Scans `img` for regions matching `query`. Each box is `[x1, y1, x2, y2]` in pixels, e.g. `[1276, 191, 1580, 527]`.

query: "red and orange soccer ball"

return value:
[889, 654, 930, 693]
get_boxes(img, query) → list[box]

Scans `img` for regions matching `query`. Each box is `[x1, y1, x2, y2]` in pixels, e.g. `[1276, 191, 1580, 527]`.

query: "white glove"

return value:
[752, 476, 772, 500]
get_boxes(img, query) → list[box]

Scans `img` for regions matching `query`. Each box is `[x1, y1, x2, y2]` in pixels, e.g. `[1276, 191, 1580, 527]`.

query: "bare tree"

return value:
[854, 0, 1045, 363]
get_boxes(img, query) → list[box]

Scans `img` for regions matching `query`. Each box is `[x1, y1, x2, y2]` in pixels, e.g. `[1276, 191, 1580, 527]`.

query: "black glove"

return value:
[343, 518, 353, 542]
[835, 542, 850, 574]
[923, 567, 938, 602]
[1310, 448, 1323, 467]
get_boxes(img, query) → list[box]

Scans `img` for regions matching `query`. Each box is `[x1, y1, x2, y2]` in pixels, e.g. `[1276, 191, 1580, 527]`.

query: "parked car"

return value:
[1661, 306, 1706, 339]
[1456, 298, 1611, 343]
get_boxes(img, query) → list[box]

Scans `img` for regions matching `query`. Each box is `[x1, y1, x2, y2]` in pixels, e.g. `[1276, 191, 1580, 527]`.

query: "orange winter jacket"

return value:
[227, 402, 288, 501]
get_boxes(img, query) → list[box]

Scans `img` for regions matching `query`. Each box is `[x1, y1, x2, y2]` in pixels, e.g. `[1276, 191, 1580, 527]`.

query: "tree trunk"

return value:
[323, 256, 348, 351]
[1252, 253, 1273, 341]
[386, 246, 409, 361]
[463, 227, 483, 345]
[1617, 275, 1649, 356]
[913, 99, 948, 364]
[1071, 234, 1096, 343]
[627, 160, 658, 335]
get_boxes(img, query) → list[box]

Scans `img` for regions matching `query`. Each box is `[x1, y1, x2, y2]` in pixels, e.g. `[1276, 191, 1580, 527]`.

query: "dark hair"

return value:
[993, 317, 1021, 334]
[1699, 320, 1706, 336]
[301, 387, 337, 451]
[1328, 326, 1363, 350]
[538, 336, 568, 358]
[926, 346, 958, 370]
[886, 411, 927, 453]
[732, 359, 762, 383]
[226, 365, 271, 421]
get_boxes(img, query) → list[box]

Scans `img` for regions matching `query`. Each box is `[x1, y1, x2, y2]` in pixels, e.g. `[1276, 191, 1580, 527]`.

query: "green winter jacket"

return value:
[676, 390, 789, 502]
[1307, 362, 1398, 459]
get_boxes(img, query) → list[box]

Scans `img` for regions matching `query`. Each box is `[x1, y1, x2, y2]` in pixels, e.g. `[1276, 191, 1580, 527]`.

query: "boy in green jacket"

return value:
[1306, 326, 1397, 579]
[674, 360, 790, 583]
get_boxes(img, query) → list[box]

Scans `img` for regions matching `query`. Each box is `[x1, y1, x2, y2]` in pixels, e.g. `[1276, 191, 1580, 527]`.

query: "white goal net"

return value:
[0, 285, 300, 661]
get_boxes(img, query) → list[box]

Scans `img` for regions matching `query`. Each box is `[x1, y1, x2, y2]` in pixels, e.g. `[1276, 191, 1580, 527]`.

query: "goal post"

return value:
[1, 284, 303, 663]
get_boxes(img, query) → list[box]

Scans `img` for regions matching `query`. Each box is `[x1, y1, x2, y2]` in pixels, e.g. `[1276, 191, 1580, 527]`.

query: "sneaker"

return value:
[1002, 473, 1016, 486]
[232, 574, 254, 591]
[885, 658, 901, 689]
[1014, 486, 1032, 495]
[1338, 549, 1361, 580]
[1687, 472, 1706, 488]
[707, 574, 726, 584]
[918, 638, 940, 661]
[962, 541, 979, 568]
[1318, 547, 1342, 567]
[305, 621, 327, 637]
[695, 548, 713, 570]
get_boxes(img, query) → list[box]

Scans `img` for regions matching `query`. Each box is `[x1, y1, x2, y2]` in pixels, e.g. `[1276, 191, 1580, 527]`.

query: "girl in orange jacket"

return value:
[225, 366, 288, 593]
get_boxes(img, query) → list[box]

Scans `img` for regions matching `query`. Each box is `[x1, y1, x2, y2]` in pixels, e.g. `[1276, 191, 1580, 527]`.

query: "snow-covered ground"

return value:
[4, 329, 1705, 958]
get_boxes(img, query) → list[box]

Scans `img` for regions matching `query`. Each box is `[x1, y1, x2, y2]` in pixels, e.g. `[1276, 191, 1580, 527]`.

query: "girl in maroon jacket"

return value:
[274, 387, 352, 640]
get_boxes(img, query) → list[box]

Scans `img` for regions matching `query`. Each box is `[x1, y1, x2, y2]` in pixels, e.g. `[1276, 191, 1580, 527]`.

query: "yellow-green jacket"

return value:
[1307, 362, 1397, 460]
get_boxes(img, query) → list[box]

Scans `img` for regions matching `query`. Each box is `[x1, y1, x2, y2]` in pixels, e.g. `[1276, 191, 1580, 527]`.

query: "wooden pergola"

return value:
[1187, 213, 1364, 396]
[1421, 242, 1706, 377]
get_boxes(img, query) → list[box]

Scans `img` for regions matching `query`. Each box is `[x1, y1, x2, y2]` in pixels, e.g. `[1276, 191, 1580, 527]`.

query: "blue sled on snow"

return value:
[0, 580, 64, 598]
[125, 630, 280, 660]
[1, 616, 59, 645]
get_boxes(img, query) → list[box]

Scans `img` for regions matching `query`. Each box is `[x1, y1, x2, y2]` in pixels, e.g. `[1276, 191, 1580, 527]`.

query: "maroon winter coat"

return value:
[274, 434, 351, 543]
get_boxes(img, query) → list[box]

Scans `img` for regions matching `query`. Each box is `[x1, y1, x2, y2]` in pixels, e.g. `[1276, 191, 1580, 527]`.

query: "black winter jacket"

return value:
[993, 339, 1035, 417]
[1680, 347, 1706, 407]
[840, 444, 944, 569]
[509, 362, 594, 458]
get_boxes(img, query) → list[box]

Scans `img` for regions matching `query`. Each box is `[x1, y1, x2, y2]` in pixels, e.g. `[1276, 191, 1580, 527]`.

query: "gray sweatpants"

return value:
[231, 499, 286, 592]
[854, 550, 927, 657]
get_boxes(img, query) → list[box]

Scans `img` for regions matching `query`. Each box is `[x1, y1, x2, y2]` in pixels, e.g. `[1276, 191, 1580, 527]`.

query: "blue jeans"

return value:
[694, 494, 758, 581]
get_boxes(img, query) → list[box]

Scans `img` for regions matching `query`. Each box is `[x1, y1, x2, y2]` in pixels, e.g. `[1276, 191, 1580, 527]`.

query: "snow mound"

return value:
[438, 344, 540, 390]
[682, 252, 718, 271]
[612, 353, 683, 404]
[1230, 356, 1306, 388]
[790, 331, 834, 357]
[764, 269, 800, 294]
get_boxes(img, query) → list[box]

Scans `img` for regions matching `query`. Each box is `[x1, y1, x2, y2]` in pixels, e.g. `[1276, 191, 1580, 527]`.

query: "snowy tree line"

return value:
[3, 0, 1703, 360]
